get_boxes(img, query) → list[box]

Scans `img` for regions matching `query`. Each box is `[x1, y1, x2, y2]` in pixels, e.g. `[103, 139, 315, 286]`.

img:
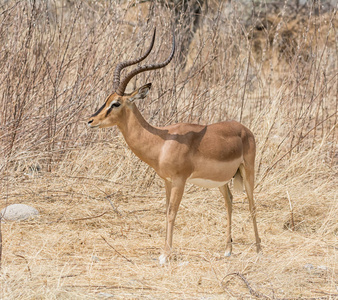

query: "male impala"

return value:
[88, 29, 261, 264]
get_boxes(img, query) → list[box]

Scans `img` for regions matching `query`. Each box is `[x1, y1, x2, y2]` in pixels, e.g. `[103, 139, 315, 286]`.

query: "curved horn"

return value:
[113, 29, 156, 92]
[116, 32, 175, 96]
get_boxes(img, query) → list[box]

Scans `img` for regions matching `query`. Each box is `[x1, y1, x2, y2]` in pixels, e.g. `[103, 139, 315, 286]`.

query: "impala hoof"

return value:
[159, 254, 168, 265]
[224, 244, 232, 257]
[256, 244, 262, 253]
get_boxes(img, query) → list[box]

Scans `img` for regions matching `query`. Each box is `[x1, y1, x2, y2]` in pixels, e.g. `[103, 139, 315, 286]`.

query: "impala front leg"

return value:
[159, 178, 185, 264]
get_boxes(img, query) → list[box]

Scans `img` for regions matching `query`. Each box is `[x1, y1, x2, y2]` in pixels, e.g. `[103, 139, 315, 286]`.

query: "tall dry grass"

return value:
[0, 0, 337, 299]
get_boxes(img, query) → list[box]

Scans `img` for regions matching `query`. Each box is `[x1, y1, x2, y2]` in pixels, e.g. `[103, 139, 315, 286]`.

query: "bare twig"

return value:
[15, 254, 32, 279]
[286, 191, 295, 231]
[106, 195, 123, 217]
[257, 110, 337, 187]
[0, 217, 2, 269]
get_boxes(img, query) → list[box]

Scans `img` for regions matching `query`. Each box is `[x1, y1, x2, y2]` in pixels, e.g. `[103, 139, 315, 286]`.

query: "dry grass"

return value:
[0, 0, 337, 299]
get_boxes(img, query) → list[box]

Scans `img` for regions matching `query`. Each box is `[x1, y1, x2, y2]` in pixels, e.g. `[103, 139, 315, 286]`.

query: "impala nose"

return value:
[87, 119, 94, 127]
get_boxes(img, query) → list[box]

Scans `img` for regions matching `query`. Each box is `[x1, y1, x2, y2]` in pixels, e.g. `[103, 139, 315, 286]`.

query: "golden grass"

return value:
[1, 0, 337, 299]
[1, 162, 337, 299]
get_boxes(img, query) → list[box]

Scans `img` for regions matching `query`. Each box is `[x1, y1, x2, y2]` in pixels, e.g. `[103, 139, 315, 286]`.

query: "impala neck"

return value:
[117, 103, 163, 168]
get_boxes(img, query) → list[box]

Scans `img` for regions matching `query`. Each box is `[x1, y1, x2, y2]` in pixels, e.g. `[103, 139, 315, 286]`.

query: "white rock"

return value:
[178, 261, 189, 267]
[91, 255, 100, 262]
[304, 263, 315, 272]
[1, 204, 39, 221]
[97, 292, 114, 298]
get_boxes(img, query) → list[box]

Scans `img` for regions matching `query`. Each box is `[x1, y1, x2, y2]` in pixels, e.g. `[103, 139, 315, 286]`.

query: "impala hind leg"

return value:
[219, 184, 233, 256]
[159, 178, 185, 264]
[239, 165, 261, 253]
[164, 180, 172, 237]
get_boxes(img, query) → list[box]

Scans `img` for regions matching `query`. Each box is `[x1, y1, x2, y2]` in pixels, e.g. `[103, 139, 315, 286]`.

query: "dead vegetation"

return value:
[0, 0, 337, 299]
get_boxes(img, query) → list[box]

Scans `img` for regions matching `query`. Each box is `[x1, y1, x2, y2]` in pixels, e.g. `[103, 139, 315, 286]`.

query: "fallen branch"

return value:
[221, 272, 272, 299]
[70, 211, 108, 222]
[101, 235, 134, 265]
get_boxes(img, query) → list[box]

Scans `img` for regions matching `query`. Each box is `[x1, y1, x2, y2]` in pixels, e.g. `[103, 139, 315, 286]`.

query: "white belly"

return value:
[187, 178, 230, 188]
[164, 157, 242, 188]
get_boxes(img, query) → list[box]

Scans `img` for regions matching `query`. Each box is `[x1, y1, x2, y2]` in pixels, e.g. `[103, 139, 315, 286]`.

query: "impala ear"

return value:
[129, 83, 152, 101]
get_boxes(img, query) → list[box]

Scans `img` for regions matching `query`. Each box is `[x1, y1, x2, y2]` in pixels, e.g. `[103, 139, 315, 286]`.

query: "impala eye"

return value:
[111, 102, 120, 108]
[105, 101, 121, 116]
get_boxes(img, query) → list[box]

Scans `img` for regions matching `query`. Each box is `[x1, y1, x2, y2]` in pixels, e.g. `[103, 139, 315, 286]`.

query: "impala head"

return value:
[88, 28, 175, 129]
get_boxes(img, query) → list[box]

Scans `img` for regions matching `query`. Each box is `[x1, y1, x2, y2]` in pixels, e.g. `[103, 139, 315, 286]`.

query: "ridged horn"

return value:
[113, 29, 156, 93]
[115, 30, 175, 96]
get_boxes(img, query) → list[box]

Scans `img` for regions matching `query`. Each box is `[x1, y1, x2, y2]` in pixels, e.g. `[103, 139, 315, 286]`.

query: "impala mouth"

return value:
[87, 122, 100, 129]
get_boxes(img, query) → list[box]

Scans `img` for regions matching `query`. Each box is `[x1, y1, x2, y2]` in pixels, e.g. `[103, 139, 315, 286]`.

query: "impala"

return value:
[88, 29, 261, 264]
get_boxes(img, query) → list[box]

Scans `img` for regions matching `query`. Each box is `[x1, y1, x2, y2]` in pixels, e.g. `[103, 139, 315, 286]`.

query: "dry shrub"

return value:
[0, 0, 337, 299]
